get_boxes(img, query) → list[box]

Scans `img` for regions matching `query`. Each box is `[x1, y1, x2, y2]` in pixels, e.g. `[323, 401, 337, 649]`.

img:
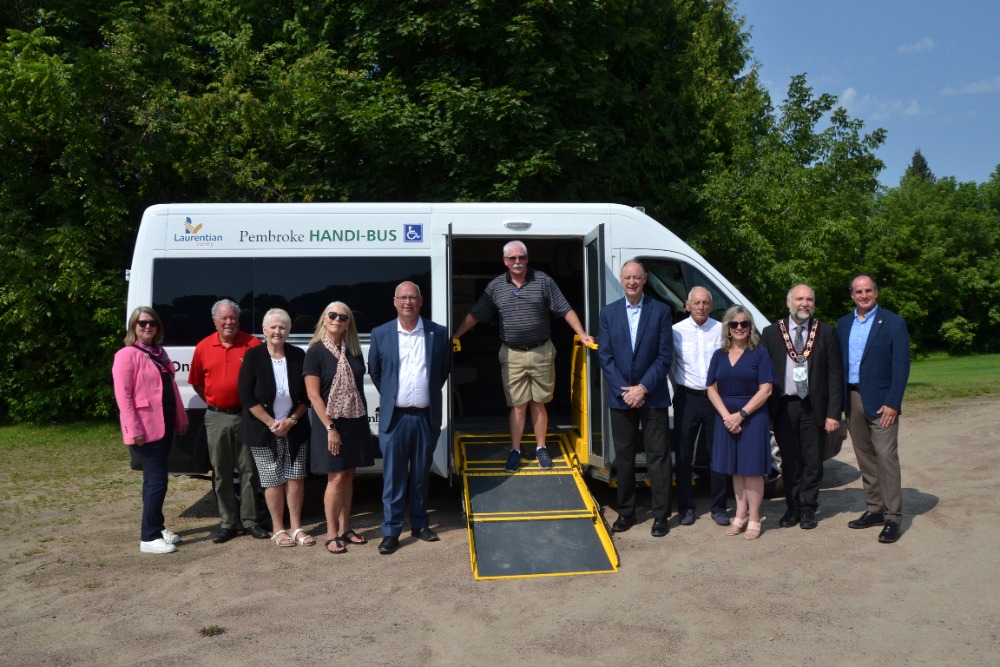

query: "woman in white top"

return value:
[238, 308, 313, 547]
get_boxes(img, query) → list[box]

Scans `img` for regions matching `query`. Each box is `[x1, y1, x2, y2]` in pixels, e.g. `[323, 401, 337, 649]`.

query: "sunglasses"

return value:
[504, 255, 528, 262]
[327, 312, 350, 322]
[729, 320, 751, 330]
[136, 320, 158, 328]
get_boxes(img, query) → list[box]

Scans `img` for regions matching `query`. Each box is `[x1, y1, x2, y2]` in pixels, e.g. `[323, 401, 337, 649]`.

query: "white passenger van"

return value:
[125, 202, 775, 482]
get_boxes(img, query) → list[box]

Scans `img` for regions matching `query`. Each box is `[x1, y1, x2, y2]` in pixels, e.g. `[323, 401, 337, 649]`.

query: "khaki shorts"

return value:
[499, 340, 556, 407]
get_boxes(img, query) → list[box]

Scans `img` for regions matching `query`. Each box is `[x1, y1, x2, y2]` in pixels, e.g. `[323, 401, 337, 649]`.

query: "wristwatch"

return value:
[739, 409, 749, 419]
[326, 422, 336, 432]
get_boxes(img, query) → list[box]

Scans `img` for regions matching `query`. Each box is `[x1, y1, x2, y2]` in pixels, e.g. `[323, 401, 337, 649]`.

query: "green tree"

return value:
[905, 148, 935, 182]
[696, 74, 886, 321]
[0, 0, 758, 421]
[868, 172, 1000, 353]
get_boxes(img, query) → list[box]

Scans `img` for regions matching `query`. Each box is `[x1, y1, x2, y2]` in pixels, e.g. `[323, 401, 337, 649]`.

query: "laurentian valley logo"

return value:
[183, 217, 204, 234]
[174, 217, 221, 245]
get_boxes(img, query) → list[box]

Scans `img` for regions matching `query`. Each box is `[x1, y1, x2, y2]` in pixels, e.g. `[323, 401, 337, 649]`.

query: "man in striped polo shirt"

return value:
[453, 240, 594, 473]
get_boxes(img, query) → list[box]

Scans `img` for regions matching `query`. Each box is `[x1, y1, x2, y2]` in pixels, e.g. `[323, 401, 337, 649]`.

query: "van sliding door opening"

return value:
[449, 237, 586, 429]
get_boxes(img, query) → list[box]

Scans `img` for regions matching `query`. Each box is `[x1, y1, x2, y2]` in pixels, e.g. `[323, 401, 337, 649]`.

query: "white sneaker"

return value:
[140, 538, 178, 554]
[161, 528, 181, 544]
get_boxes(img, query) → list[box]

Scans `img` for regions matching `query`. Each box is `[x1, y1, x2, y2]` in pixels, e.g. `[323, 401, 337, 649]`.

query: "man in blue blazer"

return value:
[598, 260, 674, 537]
[368, 281, 452, 555]
[837, 275, 910, 544]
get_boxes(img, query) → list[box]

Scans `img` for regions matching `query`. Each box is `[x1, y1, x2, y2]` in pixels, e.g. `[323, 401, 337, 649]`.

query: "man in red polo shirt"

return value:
[189, 299, 265, 543]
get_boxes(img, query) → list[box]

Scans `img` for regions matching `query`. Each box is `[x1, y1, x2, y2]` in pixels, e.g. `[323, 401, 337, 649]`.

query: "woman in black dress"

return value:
[706, 305, 775, 540]
[304, 302, 374, 554]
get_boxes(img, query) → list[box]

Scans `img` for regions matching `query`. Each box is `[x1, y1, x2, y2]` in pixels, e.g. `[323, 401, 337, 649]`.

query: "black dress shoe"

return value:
[611, 515, 636, 533]
[246, 525, 269, 539]
[779, 510, 801, 528]
[411, 527, 440, 542]
[650, 518, 670, 537]
[848, 511, 885, 529]
[878, 520, 900, 543]
[378, 536, 400, 555]
[800, 511, 818, 530]
[211, 528, 239, 544]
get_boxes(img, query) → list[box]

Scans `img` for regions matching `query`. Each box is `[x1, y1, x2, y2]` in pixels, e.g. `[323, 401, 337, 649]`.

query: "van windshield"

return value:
[151, 256, 432, 346]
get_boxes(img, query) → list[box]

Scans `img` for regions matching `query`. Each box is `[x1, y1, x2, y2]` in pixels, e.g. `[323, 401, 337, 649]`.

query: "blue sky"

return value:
[735, 1, 1000, 186]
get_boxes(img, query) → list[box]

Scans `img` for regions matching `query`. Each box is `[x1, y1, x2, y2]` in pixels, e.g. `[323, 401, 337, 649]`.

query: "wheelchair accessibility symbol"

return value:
[404, 224, 423, 243]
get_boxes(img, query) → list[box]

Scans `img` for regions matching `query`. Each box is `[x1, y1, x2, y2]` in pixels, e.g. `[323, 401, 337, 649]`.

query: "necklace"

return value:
[272, 357, 288, 396]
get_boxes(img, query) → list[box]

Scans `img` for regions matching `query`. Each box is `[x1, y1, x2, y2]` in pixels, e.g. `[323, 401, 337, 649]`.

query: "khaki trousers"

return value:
[847, 389, 902, 522]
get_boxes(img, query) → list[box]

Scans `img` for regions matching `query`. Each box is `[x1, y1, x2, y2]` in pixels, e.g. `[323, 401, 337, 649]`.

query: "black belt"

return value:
[848, 384, 860, 392]
[206, 404, 241, 415]
[675, 384, 707, 397]
[503, 338, 549, 352]
[395, 406, 429, 414]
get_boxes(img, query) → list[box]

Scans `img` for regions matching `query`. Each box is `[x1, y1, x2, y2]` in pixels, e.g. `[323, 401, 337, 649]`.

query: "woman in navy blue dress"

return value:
[707, 306, 775, 539]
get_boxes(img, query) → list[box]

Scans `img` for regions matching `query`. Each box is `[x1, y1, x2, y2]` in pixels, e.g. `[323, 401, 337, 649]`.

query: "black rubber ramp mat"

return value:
[472, 517, 616, 578]
[467, 473, 587, 514]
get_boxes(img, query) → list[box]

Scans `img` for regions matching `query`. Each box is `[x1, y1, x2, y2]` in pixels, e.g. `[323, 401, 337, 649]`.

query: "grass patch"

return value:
[0, 421, 134, 533]
[199, 625, 226, 637]
[0, 421, 125, 477]
[907, 352, 1000, 403]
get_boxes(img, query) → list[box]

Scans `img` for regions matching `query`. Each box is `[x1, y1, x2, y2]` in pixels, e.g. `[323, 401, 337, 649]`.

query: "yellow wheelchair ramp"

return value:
[455, 433, 619, 580]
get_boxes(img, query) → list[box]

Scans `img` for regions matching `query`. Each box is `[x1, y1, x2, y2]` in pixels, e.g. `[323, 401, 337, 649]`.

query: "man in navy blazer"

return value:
[598, 260, 674, 537]
[368, 281, 452, 555]
[837, 275, 910, 544]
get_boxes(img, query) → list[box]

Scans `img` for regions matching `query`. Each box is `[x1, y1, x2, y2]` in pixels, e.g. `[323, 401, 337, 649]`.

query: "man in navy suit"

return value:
[598, 260, 674, 537]
[368, 281, 452, 555]
[837, 275, 910, 544]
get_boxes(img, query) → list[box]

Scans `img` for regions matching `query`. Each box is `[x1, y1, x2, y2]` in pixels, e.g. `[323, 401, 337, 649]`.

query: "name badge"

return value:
[793, 363, 808, 382]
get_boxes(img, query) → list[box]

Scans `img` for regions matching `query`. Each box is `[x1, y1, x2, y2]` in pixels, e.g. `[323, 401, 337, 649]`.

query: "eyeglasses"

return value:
[504, 255, 528, 262]
[729, 320, 751, 330]
[394, 295, 420, 302]
[136, 320, 158, 328]
[327, 312, 350, 322]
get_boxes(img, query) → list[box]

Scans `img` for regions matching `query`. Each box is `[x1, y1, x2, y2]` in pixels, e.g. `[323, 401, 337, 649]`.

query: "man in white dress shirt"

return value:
[671, 287, 729, 526]
[368, 281, 452, 555]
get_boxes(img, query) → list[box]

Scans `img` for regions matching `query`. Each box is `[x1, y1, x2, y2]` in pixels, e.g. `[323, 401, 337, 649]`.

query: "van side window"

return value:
[152, 257, 431, 345]
[637, 258, 733, 323]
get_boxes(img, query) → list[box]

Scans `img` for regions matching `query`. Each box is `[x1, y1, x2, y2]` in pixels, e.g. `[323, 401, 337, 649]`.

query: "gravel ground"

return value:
[1, 397, 997, 666]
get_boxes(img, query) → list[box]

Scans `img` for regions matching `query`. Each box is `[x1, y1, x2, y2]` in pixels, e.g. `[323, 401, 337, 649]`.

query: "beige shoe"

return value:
[725, 516, 748, 536]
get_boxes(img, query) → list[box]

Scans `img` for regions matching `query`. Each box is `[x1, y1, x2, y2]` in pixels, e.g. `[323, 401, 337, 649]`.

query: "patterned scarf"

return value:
[322, 336, 366, 420]
[134, 342, 174, 375]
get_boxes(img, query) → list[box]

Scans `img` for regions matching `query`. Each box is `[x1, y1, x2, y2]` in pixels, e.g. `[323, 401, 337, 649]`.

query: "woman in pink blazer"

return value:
[113, 307, 189, 554]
